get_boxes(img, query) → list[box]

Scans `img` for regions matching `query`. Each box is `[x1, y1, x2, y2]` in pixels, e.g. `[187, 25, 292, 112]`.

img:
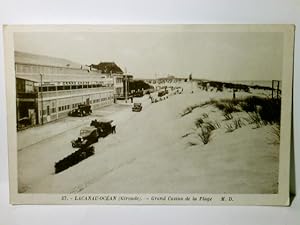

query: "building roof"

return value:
[15, 51, 83, 69]
[14, 51, 129, 85]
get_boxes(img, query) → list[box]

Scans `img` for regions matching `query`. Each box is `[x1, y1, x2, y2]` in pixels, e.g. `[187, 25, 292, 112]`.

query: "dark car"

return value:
[132, 103, 142, 112]
[90, 119, 114, 137]
[158, 90, 168, 97]
[133, 91, 144, 97]
[18, 117, 31, 129]
[68, 104, 92, 117]
[71, 127, 99, 148]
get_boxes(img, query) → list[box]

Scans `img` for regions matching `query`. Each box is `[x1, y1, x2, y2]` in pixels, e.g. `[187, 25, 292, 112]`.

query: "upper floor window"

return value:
[48, 86, 56, 91]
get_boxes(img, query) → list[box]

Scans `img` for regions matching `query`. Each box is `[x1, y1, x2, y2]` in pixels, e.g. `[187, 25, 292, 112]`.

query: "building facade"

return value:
[112, 74, 133, 99]
[15, 51, 115, 129]
[113, 74, 124, 98]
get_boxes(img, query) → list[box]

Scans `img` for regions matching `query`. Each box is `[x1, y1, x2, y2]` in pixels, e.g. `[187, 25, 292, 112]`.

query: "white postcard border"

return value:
[3, 24, 294, 205]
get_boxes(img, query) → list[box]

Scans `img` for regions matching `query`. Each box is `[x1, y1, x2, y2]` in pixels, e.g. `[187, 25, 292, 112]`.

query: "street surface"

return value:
[18, 95, 152, 193]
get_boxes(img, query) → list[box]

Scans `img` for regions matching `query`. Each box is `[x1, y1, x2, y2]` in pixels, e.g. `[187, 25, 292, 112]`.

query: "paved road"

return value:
[18, 96, 151, 193]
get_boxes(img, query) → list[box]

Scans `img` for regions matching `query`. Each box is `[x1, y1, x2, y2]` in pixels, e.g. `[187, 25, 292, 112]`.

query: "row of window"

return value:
[115, 78, 123, 83]
[93, 99, 101, 104]
[41, 97, 113, 116]
[92, 97, 112, 103]
[58, 105, 71, 112]
[38, 84, 113, 92]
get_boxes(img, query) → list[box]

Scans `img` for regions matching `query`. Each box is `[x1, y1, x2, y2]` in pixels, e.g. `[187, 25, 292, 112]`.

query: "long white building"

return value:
[15, 51, 116, 129]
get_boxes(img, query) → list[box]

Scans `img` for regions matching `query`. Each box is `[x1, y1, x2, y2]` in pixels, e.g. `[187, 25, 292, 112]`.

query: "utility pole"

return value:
[272, 80, 274, 99]
[40, 73, 44, 125]
[124, 74, 128, 103]
[277, 80, 280, 99]
[155, 73, 158, 90]
[189, 73, 193, 93]
[124, 67, 128, 103]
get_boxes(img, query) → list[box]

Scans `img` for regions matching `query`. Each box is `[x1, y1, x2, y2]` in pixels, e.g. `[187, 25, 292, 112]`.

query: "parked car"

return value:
[133, 91, 144, 97]
[158, 90, 168, 97]
[132, 103, 142, 112]
[71, 126, 99, 148]
[18, 117, 31, 129]
[90, 119, 114, 137]
[68, 104, 92, 117]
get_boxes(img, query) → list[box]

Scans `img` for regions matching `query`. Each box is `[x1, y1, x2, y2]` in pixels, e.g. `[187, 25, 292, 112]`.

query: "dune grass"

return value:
[182, 95, 281, 146]
[197, 127, 212, 145]
[270, 124, 280, 144]
[181, 96, 281, 145]
[182, 96, 281, 125]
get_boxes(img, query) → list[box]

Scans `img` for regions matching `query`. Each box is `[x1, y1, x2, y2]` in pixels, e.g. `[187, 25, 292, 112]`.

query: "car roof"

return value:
[78, 103, 90, 106]
[78, 104, 90, 107]
[97, 119, 113, 123]
[80, 126, 97, 132]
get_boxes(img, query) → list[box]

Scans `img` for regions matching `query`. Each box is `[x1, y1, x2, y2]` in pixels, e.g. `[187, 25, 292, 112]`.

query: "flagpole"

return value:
[189, 73, 193, 93]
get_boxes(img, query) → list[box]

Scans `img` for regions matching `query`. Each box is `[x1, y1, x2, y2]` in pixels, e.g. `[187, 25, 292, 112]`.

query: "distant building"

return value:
[113, 74, 124, 98]
[144, 75, 186, 84]
[88, 61, 133, 100]
[88, 62, 123, 74]
[15, 51, 114, 129]
[167, 75, 175, 79]
[112, 74, 133, 99]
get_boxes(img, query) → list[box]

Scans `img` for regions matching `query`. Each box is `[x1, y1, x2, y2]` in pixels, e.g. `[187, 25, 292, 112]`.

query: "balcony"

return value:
[37, 87, 113, 99]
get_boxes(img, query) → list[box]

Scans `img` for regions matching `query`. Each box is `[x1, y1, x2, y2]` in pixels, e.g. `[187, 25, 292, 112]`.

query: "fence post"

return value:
[277, 81, 280, 99]
[272, 80, 275, 100]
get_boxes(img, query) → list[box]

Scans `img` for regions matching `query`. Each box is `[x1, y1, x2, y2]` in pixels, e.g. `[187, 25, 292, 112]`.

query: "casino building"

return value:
[88, 62, 133, 99]
[15, 51, 118, 129]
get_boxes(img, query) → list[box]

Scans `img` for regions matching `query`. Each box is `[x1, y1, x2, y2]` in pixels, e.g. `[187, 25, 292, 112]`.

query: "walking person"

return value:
[112, 125, 116, 134]
[111, 121, 116, 134]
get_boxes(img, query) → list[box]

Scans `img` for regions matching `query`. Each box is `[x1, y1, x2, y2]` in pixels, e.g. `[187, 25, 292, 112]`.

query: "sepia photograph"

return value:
[3, 25, 294, 205]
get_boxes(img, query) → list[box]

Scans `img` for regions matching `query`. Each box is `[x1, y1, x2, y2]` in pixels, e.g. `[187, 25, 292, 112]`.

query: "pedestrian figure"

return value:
[112, 125, 116, 134]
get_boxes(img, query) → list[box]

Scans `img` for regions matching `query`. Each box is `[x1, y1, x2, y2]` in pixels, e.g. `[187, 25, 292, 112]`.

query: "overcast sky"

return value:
[14, 31, 283, 80]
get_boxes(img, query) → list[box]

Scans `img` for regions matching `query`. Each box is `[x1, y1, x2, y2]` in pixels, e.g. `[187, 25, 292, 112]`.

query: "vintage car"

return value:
[71, 126, 99, 148]
[90, 119, 115, 137]
[17, 117, 31, 129]
[132, 103, 142, 112]
[68, 104, 92, 117]
[55, 146, 95, 174]
[133, 91, 144, 97]
[158, 90, 168, 97]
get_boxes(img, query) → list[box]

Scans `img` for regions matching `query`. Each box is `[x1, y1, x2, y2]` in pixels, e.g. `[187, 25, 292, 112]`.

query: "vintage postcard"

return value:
[3, 25, 294, 205]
